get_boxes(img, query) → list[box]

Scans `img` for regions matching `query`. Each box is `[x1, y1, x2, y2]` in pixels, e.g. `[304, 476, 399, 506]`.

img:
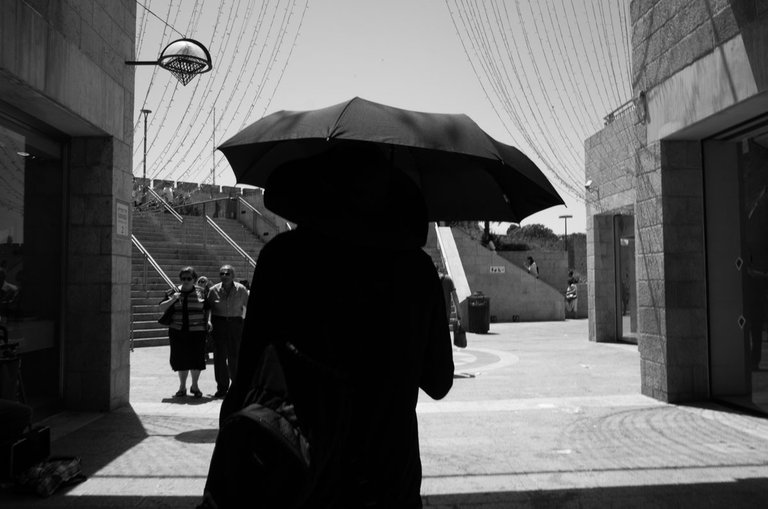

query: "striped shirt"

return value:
[168, 286, 208, 332]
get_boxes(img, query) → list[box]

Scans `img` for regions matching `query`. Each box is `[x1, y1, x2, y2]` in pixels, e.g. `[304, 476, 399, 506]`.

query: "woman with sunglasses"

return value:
[159, 266, 210, 398]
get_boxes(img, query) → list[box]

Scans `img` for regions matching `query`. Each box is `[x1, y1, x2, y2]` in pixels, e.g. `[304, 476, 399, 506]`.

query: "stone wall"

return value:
[584, 112, 646, 343]
[631, 0, 741, 91]
[453, 228, 565, 322]
[1, 0, 136, 410]
[635, 140, 708, 402]
[495, 249, 568, 291]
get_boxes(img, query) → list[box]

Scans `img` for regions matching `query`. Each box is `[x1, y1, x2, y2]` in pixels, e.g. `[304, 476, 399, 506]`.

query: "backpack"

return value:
[201, 343, 312, 509]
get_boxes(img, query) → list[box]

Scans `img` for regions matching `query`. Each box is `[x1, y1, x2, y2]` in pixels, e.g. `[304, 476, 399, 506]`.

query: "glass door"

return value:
[0, 116, 65, 417]
[614, 214, 637, 343]
[705, 125, 768, 414]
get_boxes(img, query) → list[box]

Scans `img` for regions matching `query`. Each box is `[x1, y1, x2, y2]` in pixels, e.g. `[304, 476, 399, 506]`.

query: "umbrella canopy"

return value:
[218, 97, 564, 222]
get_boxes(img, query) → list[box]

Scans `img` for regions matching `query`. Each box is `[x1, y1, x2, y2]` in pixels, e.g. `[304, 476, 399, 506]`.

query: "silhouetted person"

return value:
[526, 256, 539, 279]
[209, 146, 454, 508]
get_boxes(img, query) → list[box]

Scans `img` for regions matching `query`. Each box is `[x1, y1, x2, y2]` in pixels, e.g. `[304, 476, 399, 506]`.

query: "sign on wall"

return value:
[490, 266, 506, 274]
[116, 200, 130, 238]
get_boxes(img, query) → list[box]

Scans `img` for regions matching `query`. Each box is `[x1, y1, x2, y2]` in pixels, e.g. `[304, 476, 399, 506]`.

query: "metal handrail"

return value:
[205, 215, 257, 268]
[147, 187, 184, 223]
[131, 235, 177, 291]
[171, 196, 233, 210]
[238, 196, 292, 231]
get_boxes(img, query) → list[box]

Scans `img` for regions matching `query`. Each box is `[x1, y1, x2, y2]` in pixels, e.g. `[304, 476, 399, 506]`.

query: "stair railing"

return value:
[237, 196, 292, 237]
[147, 187, 184, 223]
[204, 215, 257, 277]
[131, 235, 177, 292]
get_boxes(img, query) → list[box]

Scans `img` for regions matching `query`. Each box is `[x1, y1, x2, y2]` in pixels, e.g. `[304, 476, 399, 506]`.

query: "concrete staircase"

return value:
[131, 211, 265, 347]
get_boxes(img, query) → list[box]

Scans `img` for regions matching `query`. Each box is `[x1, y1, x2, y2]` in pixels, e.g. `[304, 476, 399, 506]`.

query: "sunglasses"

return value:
[180, 277, 194, 281]
[220, 272, 231, 276]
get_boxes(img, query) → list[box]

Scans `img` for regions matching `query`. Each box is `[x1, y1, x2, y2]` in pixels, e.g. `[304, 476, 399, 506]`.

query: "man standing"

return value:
[207, 265, 249, 398]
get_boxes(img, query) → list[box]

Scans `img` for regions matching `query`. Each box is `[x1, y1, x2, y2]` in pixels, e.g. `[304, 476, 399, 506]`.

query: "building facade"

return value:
[0, 0, 136, 413]
[586, 0, 768, 411]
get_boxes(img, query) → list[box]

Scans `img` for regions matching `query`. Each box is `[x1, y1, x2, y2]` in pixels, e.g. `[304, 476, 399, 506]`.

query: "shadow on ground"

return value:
[3, 479, 768, 508]
[423, 478, 768, 508]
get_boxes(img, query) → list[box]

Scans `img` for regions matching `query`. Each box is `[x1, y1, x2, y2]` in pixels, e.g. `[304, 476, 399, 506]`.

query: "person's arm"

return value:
[450, 289, 461, 323]
[420, 270, 454, 400]
[158, 287, 179, 312]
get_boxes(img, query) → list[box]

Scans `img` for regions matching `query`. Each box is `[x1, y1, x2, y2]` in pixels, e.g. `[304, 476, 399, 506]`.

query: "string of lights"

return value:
[452, 0, 587, 199]
[132, 0, 187, 162]
[172, 0, 294, 183]
[445, 0, 636, 204]
[188, 1, 304, 185]
[169, 0, 272, 183]
[138, 0, 206, 172]
[150, 0, 258, 180]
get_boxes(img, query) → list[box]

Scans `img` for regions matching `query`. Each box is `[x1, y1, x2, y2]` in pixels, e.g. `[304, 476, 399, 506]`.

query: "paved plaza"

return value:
[3, 319, 768, 507]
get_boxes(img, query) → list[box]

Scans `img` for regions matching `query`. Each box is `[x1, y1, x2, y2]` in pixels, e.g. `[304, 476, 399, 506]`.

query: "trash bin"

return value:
[467, 291, 490, 333]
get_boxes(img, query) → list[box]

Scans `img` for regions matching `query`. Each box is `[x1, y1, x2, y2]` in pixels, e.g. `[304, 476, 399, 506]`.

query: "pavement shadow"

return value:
[423, 477, 768, 508]
[0, 406, 149, 506]
[160, 396, 216, 405]
[0, 494, 200, 508]
[175, 428, 218, 444]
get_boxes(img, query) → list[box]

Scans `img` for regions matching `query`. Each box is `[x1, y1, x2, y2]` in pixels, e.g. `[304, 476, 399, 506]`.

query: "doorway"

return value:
[705, 122, 768, 414]
[614, 214, 637, 343]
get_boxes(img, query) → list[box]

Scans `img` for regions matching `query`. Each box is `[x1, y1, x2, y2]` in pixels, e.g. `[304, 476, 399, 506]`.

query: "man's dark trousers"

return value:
[211, 316, 243, 393]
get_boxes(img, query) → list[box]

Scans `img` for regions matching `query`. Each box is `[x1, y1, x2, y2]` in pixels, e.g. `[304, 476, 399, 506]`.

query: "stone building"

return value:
[586, 0, 768, 412]
[0, 0, 136, 414]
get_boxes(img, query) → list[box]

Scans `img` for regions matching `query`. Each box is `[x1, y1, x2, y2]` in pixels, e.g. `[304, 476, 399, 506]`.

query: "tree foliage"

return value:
[505, 223, 560, 249]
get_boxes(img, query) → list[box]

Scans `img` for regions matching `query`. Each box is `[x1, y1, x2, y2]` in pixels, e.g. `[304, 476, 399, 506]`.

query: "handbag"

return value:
[157, 305, 174, 326]
[157, 289, 178, 326]
[202, 343, 312, 509]
[453, 320, 467, 348]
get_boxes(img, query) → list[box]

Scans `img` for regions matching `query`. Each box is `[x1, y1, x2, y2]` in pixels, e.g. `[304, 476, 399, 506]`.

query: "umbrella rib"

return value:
[329, 98, 358, 139]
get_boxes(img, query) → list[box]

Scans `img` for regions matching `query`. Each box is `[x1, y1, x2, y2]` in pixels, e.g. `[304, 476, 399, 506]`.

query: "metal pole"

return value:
[212, 107, 216, 186]
[559, 214, 573, 253]
[140, 109, 152, 184]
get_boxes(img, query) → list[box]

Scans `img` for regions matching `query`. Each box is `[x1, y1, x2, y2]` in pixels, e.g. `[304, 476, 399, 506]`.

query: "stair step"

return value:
[131, 337, 169, 348]
[133, 328, 169, 339]
[131, 210, 264, 342]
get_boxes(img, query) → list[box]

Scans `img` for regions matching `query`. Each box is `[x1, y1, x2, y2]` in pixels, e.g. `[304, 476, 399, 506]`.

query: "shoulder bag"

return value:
[201, 342, 312, 509]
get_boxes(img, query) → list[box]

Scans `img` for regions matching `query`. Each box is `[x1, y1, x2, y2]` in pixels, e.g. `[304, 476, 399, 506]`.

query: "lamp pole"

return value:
[559, 214, 573, 253]
[140, 109, 152, 184]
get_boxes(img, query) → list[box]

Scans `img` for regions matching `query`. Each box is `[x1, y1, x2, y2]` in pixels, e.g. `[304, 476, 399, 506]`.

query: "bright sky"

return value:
[133, 0, 633, 235]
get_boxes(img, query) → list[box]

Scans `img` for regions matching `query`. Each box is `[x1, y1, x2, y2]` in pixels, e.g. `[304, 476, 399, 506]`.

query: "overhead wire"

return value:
[452, 0, 585, 199]
[502, 1, 585, 181]
[139, 0, 205, 176]
[167, 0, 306, 185]
[176, 0, 290, 184]
[145, 0, 231, 175]
[131, 0, 183, 162]
[445, 0, 641, 204]
[152, 0, 256, 181]
[210, 0, 310, 186]
[193, 0, 303, 185]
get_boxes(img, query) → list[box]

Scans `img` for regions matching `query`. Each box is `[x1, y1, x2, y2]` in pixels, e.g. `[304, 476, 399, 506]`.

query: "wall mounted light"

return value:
[126, 38, 212, 86]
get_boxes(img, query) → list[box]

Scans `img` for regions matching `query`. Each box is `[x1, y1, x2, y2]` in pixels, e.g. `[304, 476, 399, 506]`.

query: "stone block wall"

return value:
[635, 140, 708, 402]
[453, 229, 565, 322]
[495, 249, 568, 290]
[584, 112, 646, 343]
[631, 0, 741, 91]
[1, 0, 136, 410]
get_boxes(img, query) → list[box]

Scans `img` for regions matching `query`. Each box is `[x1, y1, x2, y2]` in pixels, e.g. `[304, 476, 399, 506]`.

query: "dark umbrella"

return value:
[218, 97, 564, 222]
